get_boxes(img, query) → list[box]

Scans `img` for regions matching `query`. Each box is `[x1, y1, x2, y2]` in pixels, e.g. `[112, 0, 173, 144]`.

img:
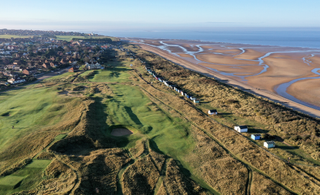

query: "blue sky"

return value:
[1, 0, 320, 32]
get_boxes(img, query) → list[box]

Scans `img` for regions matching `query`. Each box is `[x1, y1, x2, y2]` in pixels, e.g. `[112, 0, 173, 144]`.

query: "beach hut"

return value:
[251, 134, 261, 140]
[194, 99, 200, 104]
[181, 91, 184, 96]
[208, 109, 218, 115]
[264, 141, 275, 148]
[234, 125, 248, 133]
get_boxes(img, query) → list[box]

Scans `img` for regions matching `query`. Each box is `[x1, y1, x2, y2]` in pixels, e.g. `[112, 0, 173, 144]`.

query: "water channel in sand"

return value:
[136, 39, 320, 110]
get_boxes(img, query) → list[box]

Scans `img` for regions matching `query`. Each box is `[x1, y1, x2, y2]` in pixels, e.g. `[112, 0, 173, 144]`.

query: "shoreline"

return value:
[136, 42, 320, 118]
[120, 36, 320, 51]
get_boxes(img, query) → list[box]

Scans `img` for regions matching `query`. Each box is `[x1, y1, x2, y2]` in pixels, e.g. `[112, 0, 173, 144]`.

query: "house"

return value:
[234, 125, 248, 133]
[50, 62, 57, 68]
[208, 109, 217, 115]
[3, 71, 13, 77]
[264, 141, 275, 148]
[42, 63, 51, 69]
[7, 77, 26, 84]
[251, 134, 261, 140]
[22, 68, 37, 75]
[69, 67, 78, 72]
[5, 65, 15, 70]
[85, 62, 103, 69]
[13, 66, 22, 71]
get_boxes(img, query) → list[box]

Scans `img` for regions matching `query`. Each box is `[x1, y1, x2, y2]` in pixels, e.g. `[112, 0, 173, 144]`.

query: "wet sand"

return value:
[135, 39, 320, 117]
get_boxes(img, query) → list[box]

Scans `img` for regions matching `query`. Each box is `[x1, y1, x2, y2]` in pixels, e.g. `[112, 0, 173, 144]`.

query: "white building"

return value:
[234, 125, 248, 133]
[264, 141, 275, 148]
[85, 62, 103, 70]
[208, 109, 218, 115]
[7, 78, 26, 84]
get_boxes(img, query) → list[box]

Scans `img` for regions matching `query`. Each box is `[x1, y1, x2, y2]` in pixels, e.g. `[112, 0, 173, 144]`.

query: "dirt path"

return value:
[138, 44, 320, 118]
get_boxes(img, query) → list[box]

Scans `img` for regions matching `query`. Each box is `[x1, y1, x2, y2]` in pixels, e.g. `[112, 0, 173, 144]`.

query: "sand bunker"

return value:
[111, 128, 133, 136]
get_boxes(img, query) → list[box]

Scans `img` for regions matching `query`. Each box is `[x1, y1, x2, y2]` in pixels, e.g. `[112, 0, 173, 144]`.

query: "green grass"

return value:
[56, 35, 117, 41]
[0, 87, 71, 151]
[0, 160, 52, 194]
[43, 72, 75, 81]
[104, 83, 195, 158]
[54, 134, 67, 141]
[0, 35, 33, 39]
[89, 68, 132, 83]
[1, 167, 49, 194]
[0, 175, 24, 187]
[25, 160, 51, 169]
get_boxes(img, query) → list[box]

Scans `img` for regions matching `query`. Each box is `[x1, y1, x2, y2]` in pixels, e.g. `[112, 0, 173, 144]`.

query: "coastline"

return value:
[133, 40, 320, 118]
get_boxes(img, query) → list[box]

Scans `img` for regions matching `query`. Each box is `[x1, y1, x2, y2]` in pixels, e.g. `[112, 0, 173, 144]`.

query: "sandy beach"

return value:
[134, 39, 320, 118]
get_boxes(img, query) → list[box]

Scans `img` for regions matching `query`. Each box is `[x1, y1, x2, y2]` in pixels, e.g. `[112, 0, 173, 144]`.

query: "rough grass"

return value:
[122, 155, 160, 194]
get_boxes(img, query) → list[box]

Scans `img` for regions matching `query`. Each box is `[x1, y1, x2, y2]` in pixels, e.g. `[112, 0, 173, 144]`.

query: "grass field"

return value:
[0, 87, 65, 150]
[0, 175, 24, 188]
[25, 160, 51, 169]
[88, 68, 132, 83]
[0, 35, 33, 39]
[56, 35, 118, 41]
[105, 84, 194, 158]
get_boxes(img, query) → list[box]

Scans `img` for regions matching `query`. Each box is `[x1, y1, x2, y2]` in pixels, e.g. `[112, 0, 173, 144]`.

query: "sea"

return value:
[101, 28, 320, 49]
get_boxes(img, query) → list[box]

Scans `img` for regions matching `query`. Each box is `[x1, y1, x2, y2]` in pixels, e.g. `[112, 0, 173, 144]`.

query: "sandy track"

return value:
[138, 44, 320, 118]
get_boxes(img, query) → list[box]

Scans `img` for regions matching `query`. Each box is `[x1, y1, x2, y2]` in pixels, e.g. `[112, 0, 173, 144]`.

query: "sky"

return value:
[1, 0, 320, 33]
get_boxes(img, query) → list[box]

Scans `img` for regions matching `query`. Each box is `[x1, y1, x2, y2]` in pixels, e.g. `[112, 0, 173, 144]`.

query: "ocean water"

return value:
[102, 29, 320, 49]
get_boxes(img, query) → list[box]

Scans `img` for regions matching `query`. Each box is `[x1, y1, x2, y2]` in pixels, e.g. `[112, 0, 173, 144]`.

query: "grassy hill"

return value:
[0, 44, 320, 194]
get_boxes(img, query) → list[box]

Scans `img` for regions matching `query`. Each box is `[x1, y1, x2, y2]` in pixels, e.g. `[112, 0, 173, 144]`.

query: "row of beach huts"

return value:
[146, 67, 275, 149]
[233, 125, 275, 148]
[146, 67, 200, 104]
